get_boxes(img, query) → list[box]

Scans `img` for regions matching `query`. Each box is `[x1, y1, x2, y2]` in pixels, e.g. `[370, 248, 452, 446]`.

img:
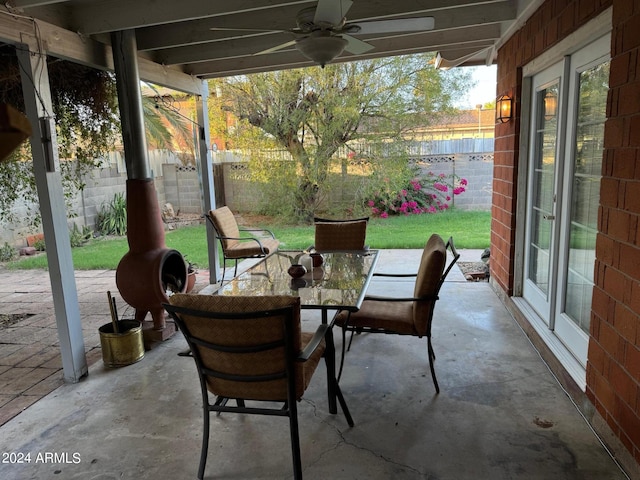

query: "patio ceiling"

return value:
[2, 0, 541, 88]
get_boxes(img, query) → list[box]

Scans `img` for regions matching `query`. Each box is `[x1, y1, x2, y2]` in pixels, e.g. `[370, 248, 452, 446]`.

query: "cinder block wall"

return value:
[0, 152, 195, 246]
[162, 164, 202, 214]
[223, 155, 494, 214]
[411, 154, 494, 210]
[80, 166, 127, 229]
[494, 0, 640, 471]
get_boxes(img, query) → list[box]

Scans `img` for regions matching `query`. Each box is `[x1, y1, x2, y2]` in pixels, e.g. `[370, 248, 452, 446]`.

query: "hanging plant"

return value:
[0, 46, 121, 228]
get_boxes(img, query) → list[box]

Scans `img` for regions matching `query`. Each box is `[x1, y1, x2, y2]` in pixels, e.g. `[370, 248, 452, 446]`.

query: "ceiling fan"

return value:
[211, 0, 435, 67]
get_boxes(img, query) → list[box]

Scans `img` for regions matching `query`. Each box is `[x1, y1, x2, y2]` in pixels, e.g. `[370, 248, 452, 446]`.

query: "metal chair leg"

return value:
[198, 405, 210, 479]
[221, 260, 227, 285]
[427, 337, 440, 394]
[288, 396, 303, 480]
[337, 311, 351, 382]
[332, 376, 354, 427]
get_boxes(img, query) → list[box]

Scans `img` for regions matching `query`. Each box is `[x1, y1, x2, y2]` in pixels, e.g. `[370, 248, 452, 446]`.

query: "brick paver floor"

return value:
[0, 267, 211, 427]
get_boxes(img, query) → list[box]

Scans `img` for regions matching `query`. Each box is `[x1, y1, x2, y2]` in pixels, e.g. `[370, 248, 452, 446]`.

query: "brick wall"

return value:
[589, 0, 640, 467]
[491, 101, 520, 294]
[494, 0, 640, 471]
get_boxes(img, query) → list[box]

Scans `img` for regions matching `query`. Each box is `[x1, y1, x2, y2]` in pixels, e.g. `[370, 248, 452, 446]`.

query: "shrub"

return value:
[69, 223, 93, 247]
[367, 172, 468, 218]
[96, 192, 127, 236]
[33, 238, 46, 251]
[0, 242, 16, 261]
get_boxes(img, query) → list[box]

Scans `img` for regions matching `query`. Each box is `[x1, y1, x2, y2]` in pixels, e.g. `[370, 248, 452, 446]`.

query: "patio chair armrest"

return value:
[372, 272, 417, 278]
[217, 235, 270, 252]
[241, 236, 270, 253]
[202, 212, 276, 240]
[215, 234, 249, 241]
[298, 324, 329, 361]
[363, 294, 439, 302]
[219, 234, 265, 244]
[239, 227, 277, 239]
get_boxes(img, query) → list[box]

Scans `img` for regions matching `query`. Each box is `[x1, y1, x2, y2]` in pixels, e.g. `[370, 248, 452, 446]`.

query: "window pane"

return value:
[564, 61, 609, 331]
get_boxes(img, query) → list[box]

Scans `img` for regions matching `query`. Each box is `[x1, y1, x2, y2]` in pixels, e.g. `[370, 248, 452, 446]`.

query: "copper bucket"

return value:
[99, 320, 145, 367]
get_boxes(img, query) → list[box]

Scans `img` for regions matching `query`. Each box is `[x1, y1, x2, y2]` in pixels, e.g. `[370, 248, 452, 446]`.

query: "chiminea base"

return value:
[141, 319, 176, 350]
[136, 306, 176, 350]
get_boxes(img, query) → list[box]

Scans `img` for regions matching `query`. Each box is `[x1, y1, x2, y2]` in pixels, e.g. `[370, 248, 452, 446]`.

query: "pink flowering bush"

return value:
[367, 172, 468, 217]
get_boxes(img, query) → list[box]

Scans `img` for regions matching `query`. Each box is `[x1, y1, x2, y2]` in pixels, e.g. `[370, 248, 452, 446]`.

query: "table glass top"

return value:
[214, 250, 379, 311]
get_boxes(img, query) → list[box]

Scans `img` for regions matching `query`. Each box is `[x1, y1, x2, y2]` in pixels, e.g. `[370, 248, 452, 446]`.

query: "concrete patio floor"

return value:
[0, 250, 631, 479]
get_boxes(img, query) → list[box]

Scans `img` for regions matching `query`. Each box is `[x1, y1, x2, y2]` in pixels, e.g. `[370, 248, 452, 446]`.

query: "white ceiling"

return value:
[1, 0, 541, 89]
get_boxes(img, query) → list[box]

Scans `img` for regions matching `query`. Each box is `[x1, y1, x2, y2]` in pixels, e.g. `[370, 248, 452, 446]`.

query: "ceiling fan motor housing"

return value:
[296, 6, 345, 31]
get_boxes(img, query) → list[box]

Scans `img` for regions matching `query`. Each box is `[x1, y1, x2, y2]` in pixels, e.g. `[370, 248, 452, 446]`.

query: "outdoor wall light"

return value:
[496, 94, 513, 123]
[544, 90, 558, 120]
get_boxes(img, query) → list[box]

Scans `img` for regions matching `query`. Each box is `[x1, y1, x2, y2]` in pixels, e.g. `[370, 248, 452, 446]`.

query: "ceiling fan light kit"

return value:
[297, 33, 347, 67]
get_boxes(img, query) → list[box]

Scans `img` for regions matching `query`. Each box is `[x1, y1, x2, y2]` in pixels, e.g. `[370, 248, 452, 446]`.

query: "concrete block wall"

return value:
[223, 163, 263, 212]
[176, 166, 203, 213]
[79, 166, 127, 230]
[1, 150, 492, 247]
[224, 154, 494, 214]
[411, 153, 494, 211]
[0, 151, 191, 247]
[163, 163, 203, 214]
[162, 163, 179, 211]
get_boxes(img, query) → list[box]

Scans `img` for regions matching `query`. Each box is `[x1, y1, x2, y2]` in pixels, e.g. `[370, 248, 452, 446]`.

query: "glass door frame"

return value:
[521, 61, 567, 325]
[553, 34, 610, 366]
[513, 22, 612, 388]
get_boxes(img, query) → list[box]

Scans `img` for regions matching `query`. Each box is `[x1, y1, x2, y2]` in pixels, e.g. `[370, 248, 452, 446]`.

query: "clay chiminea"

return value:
[116, 178, 187, 347]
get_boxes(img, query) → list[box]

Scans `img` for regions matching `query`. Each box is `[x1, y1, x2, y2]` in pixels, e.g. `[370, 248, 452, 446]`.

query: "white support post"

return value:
[195, 81, 220, 283]
[16, 43, 88, 383]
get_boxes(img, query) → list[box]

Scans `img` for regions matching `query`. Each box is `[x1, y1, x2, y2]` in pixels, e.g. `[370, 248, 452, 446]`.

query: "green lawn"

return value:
[6, 209, 490, 270]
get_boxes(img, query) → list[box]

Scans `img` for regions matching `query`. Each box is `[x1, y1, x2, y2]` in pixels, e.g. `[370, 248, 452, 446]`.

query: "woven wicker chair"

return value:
[334, 234, 459, 393]
[164, 294, 353, 480]
[313, 217, 368, 253]
[206, 206, 279, 280]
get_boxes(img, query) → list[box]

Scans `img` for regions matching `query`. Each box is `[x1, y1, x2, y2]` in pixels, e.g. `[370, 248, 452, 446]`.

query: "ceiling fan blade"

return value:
[210, 26, 282, 32]
[255, 40, 297, 55]
[343, 35, 374, 55]
[350, 17, 435, 35]
[314, 0, 353, 26]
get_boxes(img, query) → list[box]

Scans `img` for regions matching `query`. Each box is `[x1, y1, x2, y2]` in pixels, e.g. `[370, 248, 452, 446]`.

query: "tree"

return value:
[218, 53, 472, 220]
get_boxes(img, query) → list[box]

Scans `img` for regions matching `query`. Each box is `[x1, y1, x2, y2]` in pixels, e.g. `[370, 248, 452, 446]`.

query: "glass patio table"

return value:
[212, 249, 380, 413]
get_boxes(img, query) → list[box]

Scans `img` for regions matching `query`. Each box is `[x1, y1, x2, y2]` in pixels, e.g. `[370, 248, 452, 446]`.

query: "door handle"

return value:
[543, 215, 555, 220]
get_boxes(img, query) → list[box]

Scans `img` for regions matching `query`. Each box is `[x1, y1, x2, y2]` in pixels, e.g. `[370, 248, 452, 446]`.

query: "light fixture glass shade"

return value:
[544, 90, 558, 120]
[296, 34, 347, 67]
[496, 94, 513, 123]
